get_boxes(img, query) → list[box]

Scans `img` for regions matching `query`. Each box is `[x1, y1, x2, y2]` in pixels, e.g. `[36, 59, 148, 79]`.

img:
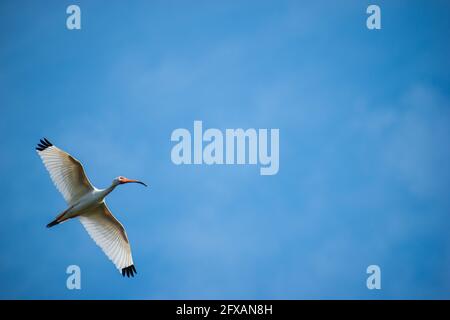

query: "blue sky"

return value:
[0, 0, 449, 299]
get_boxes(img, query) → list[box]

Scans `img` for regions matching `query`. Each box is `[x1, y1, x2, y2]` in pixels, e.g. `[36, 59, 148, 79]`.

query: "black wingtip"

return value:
[36, 138, 53, 151]
[121, 265, 137, 278]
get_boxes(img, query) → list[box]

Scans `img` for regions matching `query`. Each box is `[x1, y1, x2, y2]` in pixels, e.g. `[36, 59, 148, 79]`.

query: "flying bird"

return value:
[36, 138, 147, 277]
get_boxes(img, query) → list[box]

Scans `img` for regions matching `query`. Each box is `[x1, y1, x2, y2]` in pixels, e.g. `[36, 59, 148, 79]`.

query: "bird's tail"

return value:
[46, 206, 74, 228]
[46, 219, 60, 228]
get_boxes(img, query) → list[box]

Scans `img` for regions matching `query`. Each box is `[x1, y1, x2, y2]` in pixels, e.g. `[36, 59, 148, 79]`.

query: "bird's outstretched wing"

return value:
[36, 138, 94, 205]
[79, 203, 136, 277]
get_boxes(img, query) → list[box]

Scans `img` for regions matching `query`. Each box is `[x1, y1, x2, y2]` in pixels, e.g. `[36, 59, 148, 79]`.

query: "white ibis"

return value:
[36, 138, 147, 277]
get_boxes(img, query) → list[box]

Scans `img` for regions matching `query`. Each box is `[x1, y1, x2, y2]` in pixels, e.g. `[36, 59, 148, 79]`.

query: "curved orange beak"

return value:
[120, 178, 147, 187]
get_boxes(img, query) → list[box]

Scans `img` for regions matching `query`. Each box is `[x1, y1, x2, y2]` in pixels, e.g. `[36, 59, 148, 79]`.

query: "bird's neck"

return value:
[100, 183, 118, 199]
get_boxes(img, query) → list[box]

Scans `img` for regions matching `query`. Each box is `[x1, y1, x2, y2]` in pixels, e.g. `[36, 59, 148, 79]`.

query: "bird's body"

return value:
[36, 138, 147, 277]
[53, 186, 113, 222]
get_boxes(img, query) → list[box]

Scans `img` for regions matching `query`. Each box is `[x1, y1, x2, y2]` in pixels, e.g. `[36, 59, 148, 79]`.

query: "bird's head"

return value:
[113, 176, 148, 187]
